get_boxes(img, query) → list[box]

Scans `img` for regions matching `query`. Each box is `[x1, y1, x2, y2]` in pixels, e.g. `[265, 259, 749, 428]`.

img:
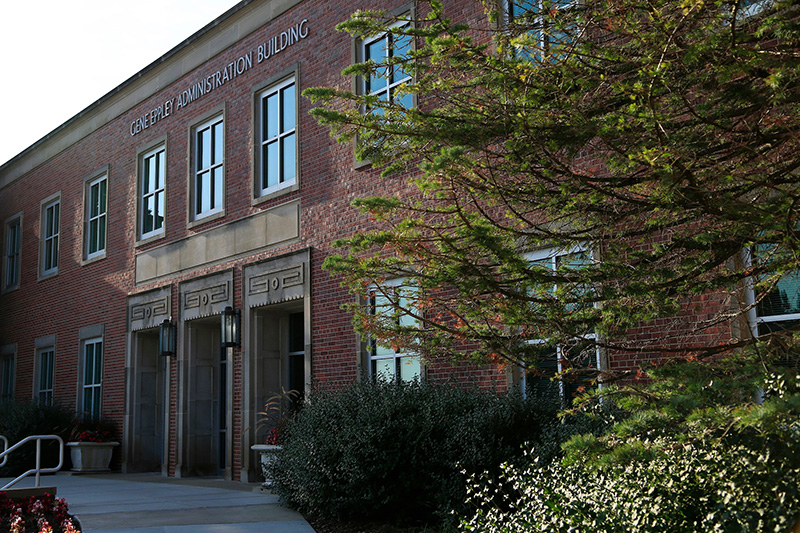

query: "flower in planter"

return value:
[69, 419, 117, 443]
[264, 426, 282, 445]
[257, 388, 302, 446]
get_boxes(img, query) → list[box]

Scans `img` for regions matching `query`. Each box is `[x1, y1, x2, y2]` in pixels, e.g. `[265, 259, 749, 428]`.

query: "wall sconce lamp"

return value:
[221, 306, 241, 348]
[159, 318, 176, 357]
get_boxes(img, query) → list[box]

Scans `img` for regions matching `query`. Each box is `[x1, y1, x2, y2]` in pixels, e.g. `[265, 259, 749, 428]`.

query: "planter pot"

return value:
[251, 444, 281, 487]
[66, 442, 119, 472]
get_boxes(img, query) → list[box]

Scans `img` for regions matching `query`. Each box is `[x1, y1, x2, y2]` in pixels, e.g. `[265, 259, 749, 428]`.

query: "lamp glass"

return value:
[159, 319, 176, 357]
[221, 306, 241, 348]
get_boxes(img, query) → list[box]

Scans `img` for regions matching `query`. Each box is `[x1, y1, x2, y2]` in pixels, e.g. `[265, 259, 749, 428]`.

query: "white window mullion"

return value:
[194, 116, 224, 219]
[259, 76, 297, 195]
[140, 146, 166, 239]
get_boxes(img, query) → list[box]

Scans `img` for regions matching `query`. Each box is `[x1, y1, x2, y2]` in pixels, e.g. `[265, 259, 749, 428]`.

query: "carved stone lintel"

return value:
[244, 249, 309, 308]
[180, 271, 234, 321]
[128, 287, 172, 332]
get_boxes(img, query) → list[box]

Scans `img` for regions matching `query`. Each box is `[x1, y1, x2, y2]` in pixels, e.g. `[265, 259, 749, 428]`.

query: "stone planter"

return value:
[251, 444, 281, 487]
[66, 442, 119, 472]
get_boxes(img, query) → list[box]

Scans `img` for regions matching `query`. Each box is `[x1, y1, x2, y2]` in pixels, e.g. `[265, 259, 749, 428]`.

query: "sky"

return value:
[0, 0, 243, 166]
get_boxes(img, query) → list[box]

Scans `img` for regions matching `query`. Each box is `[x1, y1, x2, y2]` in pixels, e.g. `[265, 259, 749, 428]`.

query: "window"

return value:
[85, 174, 107, 260]
[753, 271, 800, 335]
[0, 353, 13, 401]
[139, 145, 165, 240]
[37, 348, 55, 406]
[737, 0, 771, 20]
[522, 246, 598, 405]
[258, 76, 297, 197]
[368, 280, 421, 382]
[362, 21, 413, 110]
[747, 245, 800, 337]
[507, 0, 575, 58]
[193, 115, 225, 220]
[4, 215, 21, 291]
[82, 338, 103, 421]
[40, 196, 60, 277]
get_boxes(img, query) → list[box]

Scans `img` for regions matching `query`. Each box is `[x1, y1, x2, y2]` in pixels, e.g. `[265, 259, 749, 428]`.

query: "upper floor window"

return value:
[362, 20, 413, 110]
[368, 280, 421, 382]
[85, 174, 107, 260]
[40, 196, 60, 277]
[193, 114, 225, 221]
[139, 145, 166, 240]
[737, 0, 771, 20]
[258, 76, 297, 197]
[4, 215, 21, 291]
[507, 0, 575, 58]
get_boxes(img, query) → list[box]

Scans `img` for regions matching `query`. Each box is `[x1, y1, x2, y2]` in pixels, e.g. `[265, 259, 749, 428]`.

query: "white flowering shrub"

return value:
[463, 437, 800, 532]
[462, 357, 800, 532]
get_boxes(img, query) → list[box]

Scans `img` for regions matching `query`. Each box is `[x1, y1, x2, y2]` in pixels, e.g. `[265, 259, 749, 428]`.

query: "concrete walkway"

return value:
[1, 472, 316, 532]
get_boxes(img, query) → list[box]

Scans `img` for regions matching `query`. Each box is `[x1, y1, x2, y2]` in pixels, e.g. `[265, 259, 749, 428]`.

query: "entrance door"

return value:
[187, 320, 225, 476]
[253, 307, 305, 441]
[130, 331, 165, 472]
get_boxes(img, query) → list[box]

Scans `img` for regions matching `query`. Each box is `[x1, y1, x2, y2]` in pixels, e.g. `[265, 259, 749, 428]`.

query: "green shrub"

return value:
[0, 400, 77, 477]
[270, 379, 562, 527]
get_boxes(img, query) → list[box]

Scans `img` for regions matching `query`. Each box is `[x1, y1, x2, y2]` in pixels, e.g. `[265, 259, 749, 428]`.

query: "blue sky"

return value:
[0, 0, 242, 166]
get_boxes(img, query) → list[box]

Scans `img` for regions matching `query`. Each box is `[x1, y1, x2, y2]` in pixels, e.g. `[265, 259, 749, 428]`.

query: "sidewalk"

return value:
[1, 472, 316, 532]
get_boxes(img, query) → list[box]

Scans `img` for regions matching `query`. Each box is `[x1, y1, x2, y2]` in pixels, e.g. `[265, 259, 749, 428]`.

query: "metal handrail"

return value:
[0, 435, 64, 489]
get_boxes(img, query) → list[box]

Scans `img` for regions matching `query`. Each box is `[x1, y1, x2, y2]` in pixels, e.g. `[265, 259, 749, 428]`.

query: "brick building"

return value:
[0, 0, 777, 483]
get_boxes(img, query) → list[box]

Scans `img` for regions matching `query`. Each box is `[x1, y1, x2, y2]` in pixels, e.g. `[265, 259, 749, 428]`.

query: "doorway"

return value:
[185, 317, 227, 476]
[128, 329, 166, 473]
[253, 305, 305, 441]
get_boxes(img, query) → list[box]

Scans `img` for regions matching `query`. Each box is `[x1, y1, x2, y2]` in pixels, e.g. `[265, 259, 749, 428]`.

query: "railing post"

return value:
[35, 437, 42, 487]
[0, 435, 8, 467]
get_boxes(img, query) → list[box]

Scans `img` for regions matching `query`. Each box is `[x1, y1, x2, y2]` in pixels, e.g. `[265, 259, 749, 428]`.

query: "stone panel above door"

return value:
[180, 270, 234, 321]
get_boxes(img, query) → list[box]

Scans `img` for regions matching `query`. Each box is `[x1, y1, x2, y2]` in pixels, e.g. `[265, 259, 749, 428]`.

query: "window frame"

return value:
[255, 72, 299, 201]
[520, 245, 601, 405]
[360, 18, 414, 111]
[39, 193, 61, 279]
[0, 350, 14, 401]
[3, 213, 22, 292]
[367, 279, 422, 383]
[83, 170, 108, 262]
[737, 0, 772, 20]
[743, 246, 800, 337]
[136, 140, 167, 245]
[505, 0, 577, 58]
[36, 347, 55, 406]
[189, 109, 226, 226]
[351, 4, 416, 168]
